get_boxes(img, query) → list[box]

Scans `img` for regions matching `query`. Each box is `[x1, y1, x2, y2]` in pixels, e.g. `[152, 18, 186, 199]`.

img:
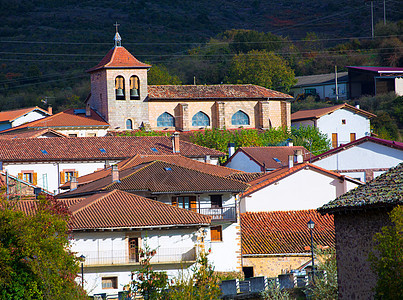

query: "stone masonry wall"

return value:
[335, 209, 392, 300]
[243, 256, 310, 278]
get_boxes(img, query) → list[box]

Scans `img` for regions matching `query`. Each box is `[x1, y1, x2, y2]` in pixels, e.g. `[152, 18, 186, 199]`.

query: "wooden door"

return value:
[129, 238, 139, 262]
[332, 133, 338, 148]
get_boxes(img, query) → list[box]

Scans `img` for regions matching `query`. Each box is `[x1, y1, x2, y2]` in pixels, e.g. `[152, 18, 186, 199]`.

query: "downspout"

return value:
[57, 161, 60, 194]
[236, 194, 244, 273]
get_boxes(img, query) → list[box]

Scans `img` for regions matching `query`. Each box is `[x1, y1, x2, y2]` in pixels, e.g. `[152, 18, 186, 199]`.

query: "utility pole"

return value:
[335, 66, 339, 101]
[371, 0, 374, 38]
[383, 0, 386, 25]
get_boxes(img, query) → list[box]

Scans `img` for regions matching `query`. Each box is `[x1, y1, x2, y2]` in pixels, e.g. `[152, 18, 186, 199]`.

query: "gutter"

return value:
[71, 223, 211, 232]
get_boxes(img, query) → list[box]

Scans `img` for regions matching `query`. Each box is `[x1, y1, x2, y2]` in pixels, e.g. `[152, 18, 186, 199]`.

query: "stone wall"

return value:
[334, 208, 392, 300]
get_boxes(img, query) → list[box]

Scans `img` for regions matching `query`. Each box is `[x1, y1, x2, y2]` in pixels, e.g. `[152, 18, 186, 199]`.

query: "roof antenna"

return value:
[114, 22, 121, 47]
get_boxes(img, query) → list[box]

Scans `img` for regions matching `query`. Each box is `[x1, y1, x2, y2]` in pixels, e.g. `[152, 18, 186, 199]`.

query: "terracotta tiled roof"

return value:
[291, 103, 376, 121]
[310, 136, 403, 162]
[242, 163, 356, 197]
[87, 46, 151, 72]
[0, 128, 67, 139]
[225, 146, 311, 170]
[226, 172, 265, 183]
[0, 106, 50, 123]
[0, 108, 109, 133]
[0, 136, 224, 162]
[61, 154, 242, 189]
[58, 160, 249, 198]
[319, 163, 403, 214]
[241, 210, 335, 255]
[148, 84, 292, 100]
[63, 189, 211, 229]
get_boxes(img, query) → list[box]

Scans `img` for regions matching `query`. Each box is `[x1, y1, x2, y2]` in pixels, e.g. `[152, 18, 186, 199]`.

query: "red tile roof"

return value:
[0, 136, 224, 162]
[225, 146, 311, 170]
[0, 106, 50, 123]
[61, 154, 243, 189]
[87, 46, 151, 72]
[310, 136, 403, 162]
[148, 84, 292, 100]
[226, 172, 265, 183]
[241, 210, 335, 255]
[291, 103, 376, 121]
[0, 128, 67, 139]
[242, 163, 356, 197]
[58, 160, 249, 197]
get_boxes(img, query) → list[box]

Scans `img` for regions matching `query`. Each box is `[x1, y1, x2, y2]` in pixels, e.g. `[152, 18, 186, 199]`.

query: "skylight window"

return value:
[164, 167, 172, 171]
[40, 149, 48, 154]
[99, 148, 107, 153]
[73, 109, 86, 115]
[151, 147, 158, 153]
[272, 158, 281, 164]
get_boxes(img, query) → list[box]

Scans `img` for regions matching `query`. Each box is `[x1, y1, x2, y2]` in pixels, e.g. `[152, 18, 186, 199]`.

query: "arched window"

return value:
[126, 119, 133, 130]
[192, 111, 210, 127]
[115, 76, 125, 100]
[130, 76, 140, 100]
[157, 112, 175, 127]
[231, 110, 250, 125]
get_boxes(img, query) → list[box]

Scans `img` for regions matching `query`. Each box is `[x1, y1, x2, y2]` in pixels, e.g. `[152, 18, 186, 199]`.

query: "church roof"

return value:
[87, 46, 151, 73]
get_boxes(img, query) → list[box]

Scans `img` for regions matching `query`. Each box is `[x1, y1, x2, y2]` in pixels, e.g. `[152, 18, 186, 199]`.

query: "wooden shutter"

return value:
[60, 172, 65, 184]
[171, 197, 177, 206]
[190, 196, 197, 212]
[18, 173, 23, 180]
[32, 173, 38, 185]
[350, 133, 356, 142]
[74, 171, 79, 178]
[210, 226, 222, 241]
[332, 133, 338, 148]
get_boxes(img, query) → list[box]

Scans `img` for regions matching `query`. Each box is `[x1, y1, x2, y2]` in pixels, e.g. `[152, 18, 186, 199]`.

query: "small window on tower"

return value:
[115, 76, 125, 100]
[130, 76, 140, 100]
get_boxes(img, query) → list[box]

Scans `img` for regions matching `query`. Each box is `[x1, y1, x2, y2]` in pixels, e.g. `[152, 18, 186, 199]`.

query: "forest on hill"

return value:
[0, 0, 402, 139]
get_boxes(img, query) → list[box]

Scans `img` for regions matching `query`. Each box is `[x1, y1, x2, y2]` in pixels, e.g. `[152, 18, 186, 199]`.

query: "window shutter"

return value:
[60, 172, 65, 184]
[190, 196, 197, 211]
[18, 173, 23, 180]
[211, 226, 222, 241]
[74, 171, 79, 178]
[171, 197, 177, 206]
[32, 173, 38, 185]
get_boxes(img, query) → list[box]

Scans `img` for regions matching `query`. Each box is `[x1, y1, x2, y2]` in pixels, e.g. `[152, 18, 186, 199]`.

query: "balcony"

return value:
[79, 247, 196, 267]
[197, 206, 237, 221]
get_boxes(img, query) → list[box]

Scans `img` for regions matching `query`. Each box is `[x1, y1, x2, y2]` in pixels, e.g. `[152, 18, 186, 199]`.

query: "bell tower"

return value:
[87, 24, 151, 130]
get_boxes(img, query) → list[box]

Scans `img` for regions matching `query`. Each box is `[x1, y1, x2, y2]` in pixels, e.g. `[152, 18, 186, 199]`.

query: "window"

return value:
[172, 196, 197, 212]
[128, 237, 140, 262]
[68, 134, 77, 137]
[305, 88, 316, 95]
[192, 111, 210, 127]
[130, 76, 140, 100]
[18, 171, 37, 185]
[126, 119, 133, 130]
[115, 76, 125, 100]
[231, 110, 249, 126]
[157, 112, 175, 127]
[102, 277, 118, 289]
[243, 266, 254, 279]
[342, 119, 346, 125]
[210, 195, 222, 208]
[332, 133, 338, 148]
[350, 133, 356, 142]
[87, 133, 97, 137]
[60, 170, 78, 184]
[210, 225, 222, 242]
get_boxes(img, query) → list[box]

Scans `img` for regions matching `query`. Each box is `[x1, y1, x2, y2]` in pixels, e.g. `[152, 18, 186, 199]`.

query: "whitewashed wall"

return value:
[240, 168, 359, 212]
[57, 128, 109, 137]
[12, 110, 49, 127]
[395, 78, 403, 96]
[225, 151, 261, 172]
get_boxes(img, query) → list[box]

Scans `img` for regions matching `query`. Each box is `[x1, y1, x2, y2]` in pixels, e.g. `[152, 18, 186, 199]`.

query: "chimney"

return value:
[111, 165, 119, 182]
[204, 155, 211, 164]
[355, 104, 360, 109]
[287, 140, 293, 147]
[86, 102, 91, 117]
[288, 155, 294, 168]
[70, 176, 78, 191]
[48, 105, 52, 115]
[228, 143, 235, 157]
[294, 149, 303, 163]
[171, 132, 180, 153]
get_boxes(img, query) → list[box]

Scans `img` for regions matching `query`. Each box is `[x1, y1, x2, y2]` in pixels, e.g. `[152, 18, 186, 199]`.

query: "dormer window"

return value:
[115, 76, 125, 100]
[130, 76, 140, 100]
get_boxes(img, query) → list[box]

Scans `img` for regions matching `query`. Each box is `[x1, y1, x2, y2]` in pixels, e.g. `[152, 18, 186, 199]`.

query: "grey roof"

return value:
[294, 72, 349, 88]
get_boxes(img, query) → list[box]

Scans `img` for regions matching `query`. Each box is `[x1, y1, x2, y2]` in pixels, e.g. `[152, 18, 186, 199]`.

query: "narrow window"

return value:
[210, 225, 223, 242]
[350, 133, 356, 142]
[157, 112, 175, 127]
[192, 111, 210, 127]
[130, 76, 140, 100]
[126, 119, 133, 130]
[102, 277, 118, 289]
[115, 76, 125, 100]
[231, 110, 250, 125]
[128, 237, 140, 262]
[172, 196, 197, 212]
[332, 133, 338, 148]
[210, 195, 222, 208]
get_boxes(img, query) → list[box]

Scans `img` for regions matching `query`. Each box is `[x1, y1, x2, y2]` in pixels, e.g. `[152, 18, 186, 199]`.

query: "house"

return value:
[0, 135, 224, 193]
[291, 103, 376, 148]
[318, 163, 403, 299]
[0, 128, 66, 139]
[0, 170, 52, 198]
[0, 107, 110, 137]
[290, 72, 349, 101]
[241, 209, 334, 278]
[87, 31, 293, 132]
[0, 106, 52, 132]
[224, 145, 311, 172]
[57, 160, 250, 273]
[239, 163, 361, 213]
[310, 136, 403, 182]
[17, 189, 212, 298]
[347, 66, 403, 98]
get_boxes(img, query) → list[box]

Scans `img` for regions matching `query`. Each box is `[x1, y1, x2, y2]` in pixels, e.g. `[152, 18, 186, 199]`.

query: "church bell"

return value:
[116, 88, 124, 97]
[130, 88, 139, 97]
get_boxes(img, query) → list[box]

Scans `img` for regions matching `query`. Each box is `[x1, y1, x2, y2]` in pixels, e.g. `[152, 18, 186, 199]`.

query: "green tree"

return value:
[225, 50, 296, 92]
[0, 194, 86, 300]
[147, 64, 182, 85]
[369, 205, 403, 300]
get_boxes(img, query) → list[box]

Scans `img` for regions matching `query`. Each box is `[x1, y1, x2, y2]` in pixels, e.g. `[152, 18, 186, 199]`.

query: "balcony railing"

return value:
[198, 206, 236, 221]
[79, 247, 196, 267]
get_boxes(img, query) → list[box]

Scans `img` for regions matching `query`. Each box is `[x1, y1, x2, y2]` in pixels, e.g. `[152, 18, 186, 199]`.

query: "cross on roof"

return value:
[114, 22, 120, 33]
[113, 22, 122, 47]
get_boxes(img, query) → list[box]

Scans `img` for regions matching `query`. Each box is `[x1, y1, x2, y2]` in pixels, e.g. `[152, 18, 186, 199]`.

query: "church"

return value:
[86, 31, 293, 132]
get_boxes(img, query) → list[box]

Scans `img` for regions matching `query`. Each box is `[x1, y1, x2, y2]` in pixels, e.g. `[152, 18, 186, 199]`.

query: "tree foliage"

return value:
[0, 194, 86, 300]
[147, 64, 182, 85]
[369, 205, 403, 300]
